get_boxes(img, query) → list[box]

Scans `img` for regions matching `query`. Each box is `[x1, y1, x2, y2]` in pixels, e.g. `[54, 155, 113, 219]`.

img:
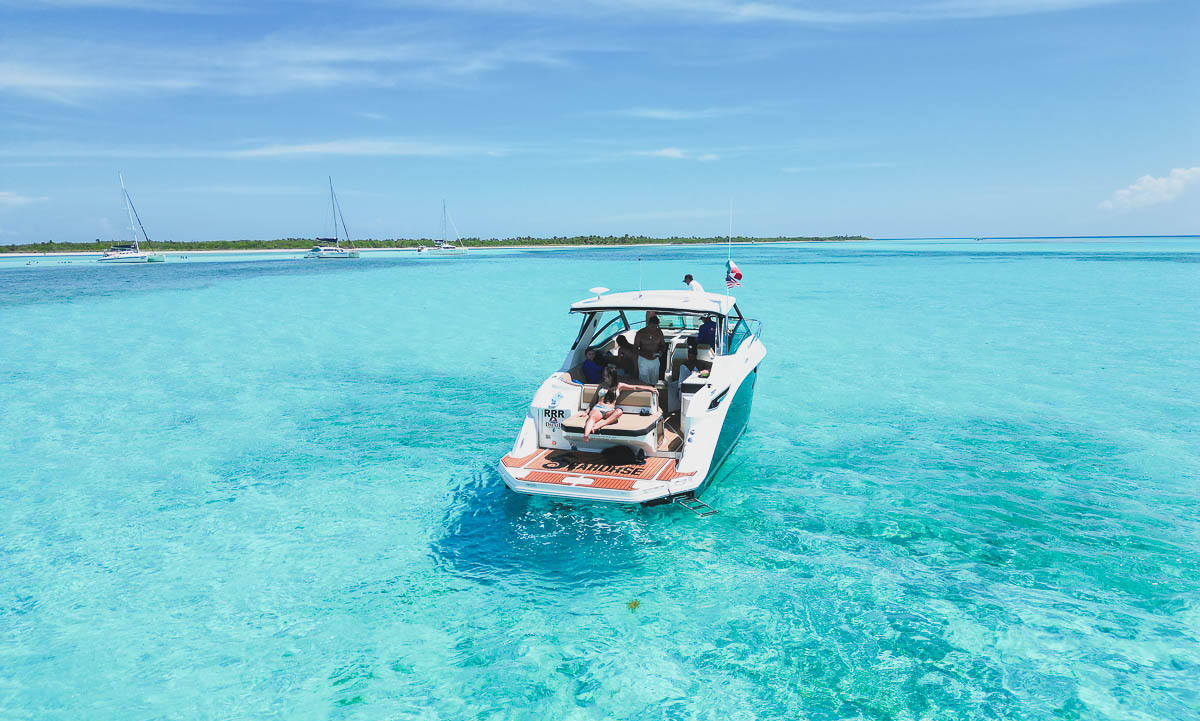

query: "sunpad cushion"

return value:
[561, 409, 661, 437]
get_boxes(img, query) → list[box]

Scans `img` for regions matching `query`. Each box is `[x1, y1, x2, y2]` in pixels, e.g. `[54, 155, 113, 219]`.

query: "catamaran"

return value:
[415, 201, 467, 256]
[498, 287, 764, 505]
[98, 173, 165, 263]
[305, 178, 360, 259]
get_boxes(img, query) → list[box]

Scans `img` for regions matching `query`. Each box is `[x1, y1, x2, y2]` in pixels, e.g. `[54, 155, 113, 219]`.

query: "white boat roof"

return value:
[570, 289, 736, 316]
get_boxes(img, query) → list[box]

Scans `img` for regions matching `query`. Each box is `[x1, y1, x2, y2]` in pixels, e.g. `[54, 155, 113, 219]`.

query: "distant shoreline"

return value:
[0, 236, 868, 257]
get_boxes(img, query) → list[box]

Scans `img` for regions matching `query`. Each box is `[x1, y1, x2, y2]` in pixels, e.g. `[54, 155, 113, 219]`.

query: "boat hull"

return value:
[304, 248, 359, 259]
[98, 253, 152, 263]
[689, 365, 756, 498]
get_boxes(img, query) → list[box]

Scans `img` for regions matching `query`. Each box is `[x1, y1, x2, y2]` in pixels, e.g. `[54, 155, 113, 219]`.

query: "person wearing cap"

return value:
[683, 274, 704, 293]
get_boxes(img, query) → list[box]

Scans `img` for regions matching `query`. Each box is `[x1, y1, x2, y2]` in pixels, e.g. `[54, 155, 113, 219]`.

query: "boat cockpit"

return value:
[551, 300, 760, 456]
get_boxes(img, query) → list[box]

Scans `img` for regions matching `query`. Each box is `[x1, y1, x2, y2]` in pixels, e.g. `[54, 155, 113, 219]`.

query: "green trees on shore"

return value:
[2, 235, 868, 253]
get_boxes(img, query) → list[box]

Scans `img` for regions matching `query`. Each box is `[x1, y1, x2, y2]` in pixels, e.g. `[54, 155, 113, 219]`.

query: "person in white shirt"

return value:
[682, 274, 704, 293]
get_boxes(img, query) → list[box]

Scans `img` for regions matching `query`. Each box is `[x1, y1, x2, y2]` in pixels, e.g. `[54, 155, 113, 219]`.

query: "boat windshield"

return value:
[571, 310, 629, 350]
[573, 308, 728, 352]
[654, 313, 701, 330]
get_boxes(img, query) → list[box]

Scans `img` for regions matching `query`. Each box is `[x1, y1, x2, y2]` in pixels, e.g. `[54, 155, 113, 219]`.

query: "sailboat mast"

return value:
[444, 203, 464, 250]
[328, 176, 339, 247]
[441, 199, 447, 245]
[120, 172, 140, 253]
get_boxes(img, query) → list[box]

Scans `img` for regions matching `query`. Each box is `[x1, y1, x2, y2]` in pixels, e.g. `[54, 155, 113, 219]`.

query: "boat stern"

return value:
[498, 447, 693, 504]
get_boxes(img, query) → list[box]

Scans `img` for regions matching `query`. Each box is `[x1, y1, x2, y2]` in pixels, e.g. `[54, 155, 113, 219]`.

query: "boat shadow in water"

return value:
[429, 466, 677, 588]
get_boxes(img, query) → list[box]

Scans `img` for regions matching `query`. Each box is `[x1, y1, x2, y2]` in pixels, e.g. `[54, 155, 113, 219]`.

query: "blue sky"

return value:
[0, 0, 1197, 242]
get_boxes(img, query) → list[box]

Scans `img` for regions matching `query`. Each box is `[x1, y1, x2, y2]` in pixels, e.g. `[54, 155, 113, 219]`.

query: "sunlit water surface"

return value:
[2, 240, 1199, 720]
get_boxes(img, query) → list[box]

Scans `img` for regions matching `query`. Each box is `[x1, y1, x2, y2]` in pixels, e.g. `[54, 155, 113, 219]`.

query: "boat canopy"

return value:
[570, 289, 735, 317]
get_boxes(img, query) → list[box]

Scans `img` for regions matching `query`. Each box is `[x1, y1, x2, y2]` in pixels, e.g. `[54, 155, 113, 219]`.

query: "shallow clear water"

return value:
[2, 240, 1199, 720]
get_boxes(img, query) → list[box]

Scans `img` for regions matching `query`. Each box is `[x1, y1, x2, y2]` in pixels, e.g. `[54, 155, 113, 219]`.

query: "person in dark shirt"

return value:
[581, 348, 605, 383]
[697, 315, 717, 348]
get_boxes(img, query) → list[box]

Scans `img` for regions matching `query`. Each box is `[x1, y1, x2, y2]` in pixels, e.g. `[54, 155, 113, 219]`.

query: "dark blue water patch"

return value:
[429, 467, 666, 588]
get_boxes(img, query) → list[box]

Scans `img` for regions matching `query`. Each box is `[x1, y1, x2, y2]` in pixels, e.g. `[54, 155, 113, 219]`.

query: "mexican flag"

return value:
[725, 259, 743, 288]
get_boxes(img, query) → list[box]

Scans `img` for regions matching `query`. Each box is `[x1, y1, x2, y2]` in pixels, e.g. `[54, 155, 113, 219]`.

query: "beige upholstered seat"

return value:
[561, 387, 662, 439]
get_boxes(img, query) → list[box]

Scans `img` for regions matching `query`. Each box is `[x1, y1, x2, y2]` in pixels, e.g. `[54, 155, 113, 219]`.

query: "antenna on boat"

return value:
[727, 197, 733, 260]
[637, 256, 643, 295]
[589, 286, 609, 300]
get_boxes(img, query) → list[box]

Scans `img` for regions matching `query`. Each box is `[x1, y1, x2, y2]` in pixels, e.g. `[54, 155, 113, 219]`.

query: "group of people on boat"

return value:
[578, 273, 718, 441]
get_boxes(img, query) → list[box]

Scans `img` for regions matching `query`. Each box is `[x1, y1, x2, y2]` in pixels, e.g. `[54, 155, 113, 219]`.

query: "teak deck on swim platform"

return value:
[501, 449, 693, 491]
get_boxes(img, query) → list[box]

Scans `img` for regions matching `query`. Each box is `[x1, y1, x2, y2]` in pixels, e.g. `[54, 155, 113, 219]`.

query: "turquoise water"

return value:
[2, 240, 1199, 720]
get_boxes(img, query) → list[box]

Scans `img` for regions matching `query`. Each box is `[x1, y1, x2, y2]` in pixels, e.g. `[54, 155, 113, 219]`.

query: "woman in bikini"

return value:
[583, 367, 657, 441]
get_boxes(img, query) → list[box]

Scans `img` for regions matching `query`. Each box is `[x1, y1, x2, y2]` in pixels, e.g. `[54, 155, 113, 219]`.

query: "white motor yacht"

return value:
[498, 288, 764, 505]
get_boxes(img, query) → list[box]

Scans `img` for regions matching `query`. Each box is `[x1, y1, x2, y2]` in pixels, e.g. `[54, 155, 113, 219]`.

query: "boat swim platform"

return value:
[500, 448, 694, 493]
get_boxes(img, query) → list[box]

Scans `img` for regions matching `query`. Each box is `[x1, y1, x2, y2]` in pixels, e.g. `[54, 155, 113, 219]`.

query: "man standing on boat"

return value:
[683, 274, 704, 293]
[634, 311, 665, 384]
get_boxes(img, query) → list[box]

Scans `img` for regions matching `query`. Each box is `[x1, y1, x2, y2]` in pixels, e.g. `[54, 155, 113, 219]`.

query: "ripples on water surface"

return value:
[1, 240, 1198, 720]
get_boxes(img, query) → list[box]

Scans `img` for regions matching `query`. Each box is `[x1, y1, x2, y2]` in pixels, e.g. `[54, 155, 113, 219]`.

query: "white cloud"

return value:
[230, 138, 504, 158]
[1100, 167, 1200, 211]
[371, 0, 1134, 24]
[0, 191, 48, 207]
[782, 161, 894, 172]
[634, 147, 719, 161]
[0, 29, 567, 103]
[6, 0, 226, 10]
[642, 147, 686, 159]
[0, 61, 198, 104]
[159, 184, 313, 195]
[616, 106, 751, 120]
[0, 137, 507, 161]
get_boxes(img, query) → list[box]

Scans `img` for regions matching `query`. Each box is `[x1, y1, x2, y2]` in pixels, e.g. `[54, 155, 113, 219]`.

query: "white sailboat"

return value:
[98, 173, 165, 263]
[305, 178, 360, 259]
[415, 201, 467, 256]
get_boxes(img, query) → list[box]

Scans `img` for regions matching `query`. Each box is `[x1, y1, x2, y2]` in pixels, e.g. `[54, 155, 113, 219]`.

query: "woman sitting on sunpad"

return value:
[583, 368, 657, 441]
